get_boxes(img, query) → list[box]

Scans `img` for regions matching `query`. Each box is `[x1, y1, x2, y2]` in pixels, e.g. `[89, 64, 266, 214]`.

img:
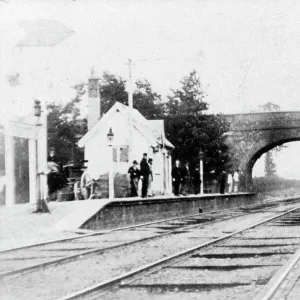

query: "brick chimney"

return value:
[87, 67, 100, 130]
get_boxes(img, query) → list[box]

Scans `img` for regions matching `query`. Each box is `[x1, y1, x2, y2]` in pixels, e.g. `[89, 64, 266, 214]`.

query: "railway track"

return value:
[2, 197, 300, 300]
[1, 196, 297, 279]
[0, 204, 264, 278]
[52, 205, 300, 300]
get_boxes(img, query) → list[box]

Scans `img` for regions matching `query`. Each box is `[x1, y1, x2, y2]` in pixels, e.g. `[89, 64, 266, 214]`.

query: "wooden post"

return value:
[200, 158, 204, 194]
[29, 139, 37, 204]
[36, 100, 50, 213]
[108, 146, 114, 199]
[4, 134, 15, 206]
[127, 59, 133, 164]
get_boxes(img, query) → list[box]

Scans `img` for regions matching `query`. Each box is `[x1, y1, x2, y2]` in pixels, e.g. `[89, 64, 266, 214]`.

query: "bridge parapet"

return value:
[225, 111, 300, 131]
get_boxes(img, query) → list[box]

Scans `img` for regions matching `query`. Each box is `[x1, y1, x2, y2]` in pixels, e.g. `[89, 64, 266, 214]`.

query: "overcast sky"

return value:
[1, 0, 300, 178]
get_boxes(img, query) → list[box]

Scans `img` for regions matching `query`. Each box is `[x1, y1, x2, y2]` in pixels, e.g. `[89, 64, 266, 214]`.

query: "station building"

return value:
[78, 101, 174, 197]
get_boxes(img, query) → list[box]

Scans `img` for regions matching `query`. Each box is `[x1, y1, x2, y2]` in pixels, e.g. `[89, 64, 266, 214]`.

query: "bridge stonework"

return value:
[224, 111, 300, 190]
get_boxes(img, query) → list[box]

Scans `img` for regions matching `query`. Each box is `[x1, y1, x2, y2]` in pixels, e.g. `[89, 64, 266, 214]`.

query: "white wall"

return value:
[152, 149, 163, 193]
[83, 112, 171, 196]
[85, 112, 153, 178]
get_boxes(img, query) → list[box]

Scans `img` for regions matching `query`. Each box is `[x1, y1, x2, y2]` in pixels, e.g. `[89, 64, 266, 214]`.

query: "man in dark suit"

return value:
[181, 161, 191, 195]
[172, 159, 182, 196]
[192, 164, 201, 195]
[140, 153, 151, 198]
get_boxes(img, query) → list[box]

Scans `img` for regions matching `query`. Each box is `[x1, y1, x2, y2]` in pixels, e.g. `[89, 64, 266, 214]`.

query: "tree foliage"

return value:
[134, 79, 165, 119]
[259, 102, 280, 112]
[264, 151, 277, 177]
[99, 71, 165, 119]
[47, 86, 87, 165]
[99, 72, 128, 115]
[166, 70, 208, 115]
[47, 70, 231, 179]
[164, 70, 230, 176]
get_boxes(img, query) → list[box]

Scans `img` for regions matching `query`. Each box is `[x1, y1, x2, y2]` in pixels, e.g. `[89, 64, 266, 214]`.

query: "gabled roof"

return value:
[147, 120, 174, 149]
[78, 102, 174, 149]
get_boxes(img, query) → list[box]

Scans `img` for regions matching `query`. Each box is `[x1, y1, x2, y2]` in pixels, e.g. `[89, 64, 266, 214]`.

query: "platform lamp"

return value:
[34, 99, 42, 118]
[199, 148, 204, 194]
[107, 127, 114, 199]
[34, 99, 50, 213]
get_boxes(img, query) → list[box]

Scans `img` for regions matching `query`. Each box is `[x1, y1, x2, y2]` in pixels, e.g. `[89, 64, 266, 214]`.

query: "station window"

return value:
[112, 145, 129, 163]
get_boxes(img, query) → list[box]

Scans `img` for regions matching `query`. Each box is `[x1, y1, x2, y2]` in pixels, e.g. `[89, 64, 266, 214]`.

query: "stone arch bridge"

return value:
[225, 111, 300, 190]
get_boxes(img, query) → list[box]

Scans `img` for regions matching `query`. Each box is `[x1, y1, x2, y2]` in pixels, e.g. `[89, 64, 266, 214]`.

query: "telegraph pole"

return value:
[128, 59, 133, 108]
[127, 59, 134, 163]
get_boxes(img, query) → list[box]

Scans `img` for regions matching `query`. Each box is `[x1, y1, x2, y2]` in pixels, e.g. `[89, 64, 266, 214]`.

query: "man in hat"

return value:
[140, 153, 151, 198]
[128, 160, 141, 197]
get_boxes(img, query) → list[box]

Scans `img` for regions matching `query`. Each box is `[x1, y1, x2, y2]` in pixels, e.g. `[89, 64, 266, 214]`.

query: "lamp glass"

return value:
[107, 127, 114, 142]
[34, 100, 41, 117]
[199, 149, 204, 159]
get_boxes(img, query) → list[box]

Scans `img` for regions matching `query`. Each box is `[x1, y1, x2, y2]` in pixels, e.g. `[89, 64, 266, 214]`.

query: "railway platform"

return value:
[0, 192, 295, 252]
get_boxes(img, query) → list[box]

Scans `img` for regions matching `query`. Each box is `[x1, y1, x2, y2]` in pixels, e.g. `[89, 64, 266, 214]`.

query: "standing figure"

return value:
[140, 153, 151, 198]
[172, 159, 182, 196]
[181, 161, 190, 195]
[227, 172, 233, 193]
[147, 158, 154, 197]
[47, 162, 64, 201]
[191, 165, 201, 195]
[47, 148, 59, 163]
[233, 170, 240, 193]
[219, 171, 226, 194]
[128, 160, 141, 197]
[81, 169, 92, 200]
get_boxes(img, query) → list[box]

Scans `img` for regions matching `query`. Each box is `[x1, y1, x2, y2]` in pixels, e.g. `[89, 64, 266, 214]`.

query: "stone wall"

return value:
[81, 193, 255, 230]
[94, 172, 131, 198]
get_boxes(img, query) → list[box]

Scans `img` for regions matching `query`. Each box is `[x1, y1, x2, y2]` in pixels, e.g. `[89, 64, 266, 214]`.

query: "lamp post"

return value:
[34, 99, 50, 212]
[199, 148, 204, 194]
[162, 147, 167, 194]
[107, 127, 114, 200]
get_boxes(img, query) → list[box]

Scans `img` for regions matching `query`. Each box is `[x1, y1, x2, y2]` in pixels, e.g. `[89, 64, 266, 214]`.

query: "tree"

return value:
[164, 70, 230, 175]
[99, 72, 128, 115]
[166, 70, 208, 115]
[259, 102, 280, 112]
[99, 71, 165, 119]
[264, 151, 277, 177]
[134, 79, 165, 119]
[47, 86, 87, 165]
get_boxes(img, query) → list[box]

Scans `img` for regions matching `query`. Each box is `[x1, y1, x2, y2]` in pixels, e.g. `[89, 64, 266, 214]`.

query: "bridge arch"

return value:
[225, 111, 300, 191]
[239, 137, 300, 189]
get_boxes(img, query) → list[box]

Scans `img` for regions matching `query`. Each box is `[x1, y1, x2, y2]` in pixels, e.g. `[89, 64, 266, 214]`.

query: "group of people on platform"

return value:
[172, 159, 240, 196]
[171, 159, 201, 196]
[219, 169, 240, 194]
[48, 144, 241, 200]
[128, 153, 154, 198]
[81, 155, 241, 199]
